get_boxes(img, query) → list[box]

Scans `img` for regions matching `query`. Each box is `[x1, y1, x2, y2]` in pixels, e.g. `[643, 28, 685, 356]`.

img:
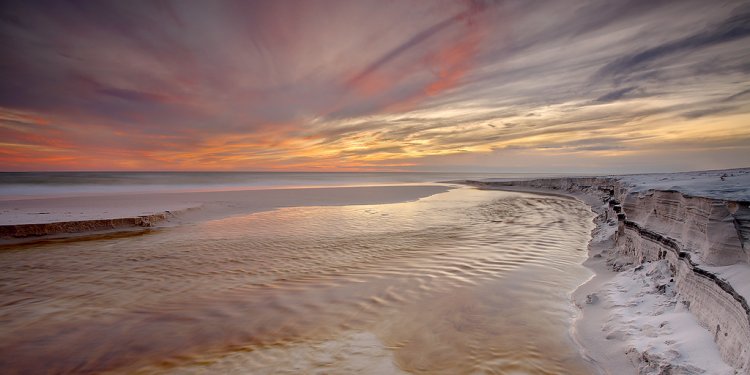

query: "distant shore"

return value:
[0, 184, 450, 243]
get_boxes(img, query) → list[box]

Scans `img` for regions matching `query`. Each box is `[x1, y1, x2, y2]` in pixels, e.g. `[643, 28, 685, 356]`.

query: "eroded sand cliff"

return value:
[469, 171, 750, 374]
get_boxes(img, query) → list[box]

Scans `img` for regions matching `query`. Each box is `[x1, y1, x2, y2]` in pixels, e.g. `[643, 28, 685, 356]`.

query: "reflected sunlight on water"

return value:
[0, 188, 596, 374]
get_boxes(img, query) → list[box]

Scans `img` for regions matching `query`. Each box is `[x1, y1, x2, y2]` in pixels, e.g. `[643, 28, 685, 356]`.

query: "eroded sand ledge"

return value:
[467, 171, 750, 374]
[0, 212, 171, 239]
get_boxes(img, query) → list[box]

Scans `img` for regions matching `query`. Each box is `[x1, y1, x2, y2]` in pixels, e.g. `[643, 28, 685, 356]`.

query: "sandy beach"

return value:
[3, 169, 749, 374]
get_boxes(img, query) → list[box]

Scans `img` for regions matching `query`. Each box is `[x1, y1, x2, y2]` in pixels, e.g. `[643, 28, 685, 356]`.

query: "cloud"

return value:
[595, 5, 750, 82]
[346, 6, 481, 87]
[593, 86, 639, 103]
[0, 0, 749, 172]
[725, 88, 750, 102]
[681, 106, 738, 119]
[96, 87, 172, 104]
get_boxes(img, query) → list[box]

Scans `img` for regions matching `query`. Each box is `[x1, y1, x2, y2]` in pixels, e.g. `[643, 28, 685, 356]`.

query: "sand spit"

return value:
[0, 185, 449, 243]
[0, 211, 171, 240]
[466, 169, 750, 374]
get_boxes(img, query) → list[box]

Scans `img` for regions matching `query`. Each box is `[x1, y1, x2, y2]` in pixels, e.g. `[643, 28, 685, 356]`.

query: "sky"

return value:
[1, 0, 749, 173]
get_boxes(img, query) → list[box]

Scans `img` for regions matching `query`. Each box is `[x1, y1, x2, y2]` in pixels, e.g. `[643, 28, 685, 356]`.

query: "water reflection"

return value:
[0, 188, 596, 374]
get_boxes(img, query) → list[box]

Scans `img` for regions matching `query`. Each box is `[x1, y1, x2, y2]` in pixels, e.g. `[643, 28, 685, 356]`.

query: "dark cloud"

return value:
[593, 86, 639, 103]
[595, 5, 750, 82]
[725, 88, 750, 102]
[346, 7, 477, 86]
[97, 87, 168, 103]
[681, 106, 737, 119]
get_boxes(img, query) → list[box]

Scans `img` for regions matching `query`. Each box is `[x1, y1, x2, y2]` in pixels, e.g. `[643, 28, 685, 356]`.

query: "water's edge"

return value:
[459, 183, 612, 374]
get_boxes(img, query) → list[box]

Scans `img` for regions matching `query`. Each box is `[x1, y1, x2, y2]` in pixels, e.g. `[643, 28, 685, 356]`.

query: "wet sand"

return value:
[0, 187, 599, 374]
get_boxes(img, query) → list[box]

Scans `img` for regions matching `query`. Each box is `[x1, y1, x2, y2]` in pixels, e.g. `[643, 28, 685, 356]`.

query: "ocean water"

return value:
[0, 172, 562, 199]
[0, 186, 597, 374]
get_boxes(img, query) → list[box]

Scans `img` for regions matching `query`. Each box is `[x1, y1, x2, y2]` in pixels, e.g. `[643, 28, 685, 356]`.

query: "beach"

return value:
[0, 177, 600, 374]
[2, 170, 748, 374]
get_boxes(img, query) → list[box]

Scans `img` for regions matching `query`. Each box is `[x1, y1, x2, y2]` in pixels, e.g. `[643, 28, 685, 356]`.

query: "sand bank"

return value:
[0, 184, 449, 242]
[466, 168, 750, 374]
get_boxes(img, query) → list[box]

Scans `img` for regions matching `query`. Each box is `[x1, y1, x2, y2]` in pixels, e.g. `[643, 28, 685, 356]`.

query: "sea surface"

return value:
[0, 179, 597, 374]
[0, 172, 564, 199]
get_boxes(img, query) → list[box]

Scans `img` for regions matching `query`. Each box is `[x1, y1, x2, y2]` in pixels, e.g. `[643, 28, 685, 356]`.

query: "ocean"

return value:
[0, 173, 597, 374]
[0, 172, 562, 199]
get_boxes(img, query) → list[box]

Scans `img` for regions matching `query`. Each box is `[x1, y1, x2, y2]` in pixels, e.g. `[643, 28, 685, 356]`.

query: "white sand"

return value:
[617, 168, 750, 201]
[572, 219, 734, 374]
[605, 260, 733, 374]
[571, 214, 635, 375]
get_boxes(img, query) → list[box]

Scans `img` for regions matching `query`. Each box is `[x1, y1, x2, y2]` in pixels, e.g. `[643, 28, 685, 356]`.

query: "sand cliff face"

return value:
[621, 190, 748, 266]
[0, 212, 170, 240]
[468, 177, 750, 372]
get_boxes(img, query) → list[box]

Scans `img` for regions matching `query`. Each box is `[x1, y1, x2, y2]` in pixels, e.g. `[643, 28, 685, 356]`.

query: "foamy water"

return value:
[0, 187, 596, 374]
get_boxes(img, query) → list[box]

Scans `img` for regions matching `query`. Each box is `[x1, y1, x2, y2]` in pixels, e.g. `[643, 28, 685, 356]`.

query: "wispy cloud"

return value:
[594, 5, 750, 83]
[593, 87, 640, 103]
[0, 0, 748, 172]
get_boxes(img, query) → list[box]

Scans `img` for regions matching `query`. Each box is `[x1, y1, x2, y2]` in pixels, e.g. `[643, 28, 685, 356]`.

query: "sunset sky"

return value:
[1, 0, 749, 172]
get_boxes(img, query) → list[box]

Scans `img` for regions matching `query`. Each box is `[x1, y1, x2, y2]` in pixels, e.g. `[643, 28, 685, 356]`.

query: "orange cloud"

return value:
[424, 27, 481, 96]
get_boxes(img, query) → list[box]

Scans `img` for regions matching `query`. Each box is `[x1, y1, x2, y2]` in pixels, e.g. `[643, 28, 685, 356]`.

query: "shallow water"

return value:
[0, 187, 596, 374]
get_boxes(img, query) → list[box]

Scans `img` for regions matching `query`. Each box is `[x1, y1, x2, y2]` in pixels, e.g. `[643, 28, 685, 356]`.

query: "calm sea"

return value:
[0, 172, 564, 199]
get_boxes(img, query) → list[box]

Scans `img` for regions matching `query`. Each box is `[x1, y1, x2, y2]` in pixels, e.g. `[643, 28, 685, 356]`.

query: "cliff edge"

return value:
[468, 169, 750, 374]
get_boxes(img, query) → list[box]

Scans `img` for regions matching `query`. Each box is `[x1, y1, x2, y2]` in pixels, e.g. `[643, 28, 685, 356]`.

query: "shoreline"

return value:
[469, 183, 628, 374]
[0, 184, 450, 243]
[466, 170, 749, 374]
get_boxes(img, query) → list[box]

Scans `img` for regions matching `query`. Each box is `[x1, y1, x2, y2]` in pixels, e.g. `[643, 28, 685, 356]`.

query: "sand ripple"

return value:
[0, 188, 596, 374]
